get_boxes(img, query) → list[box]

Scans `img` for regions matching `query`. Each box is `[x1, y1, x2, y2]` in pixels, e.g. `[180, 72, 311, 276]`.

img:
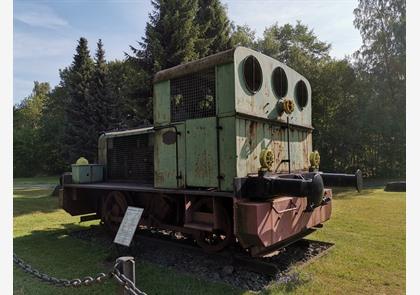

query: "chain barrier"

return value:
[13, 253, 147, 295]
[112, 263, 147, 295]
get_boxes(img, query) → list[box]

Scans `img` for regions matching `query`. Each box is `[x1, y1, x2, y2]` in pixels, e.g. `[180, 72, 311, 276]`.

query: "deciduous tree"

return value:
[13, 82, 50, 176]
[353, 0, 405, 176]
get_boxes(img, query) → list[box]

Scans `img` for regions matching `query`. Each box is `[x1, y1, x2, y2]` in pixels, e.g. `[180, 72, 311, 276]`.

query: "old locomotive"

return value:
[60, 47, 362, 256]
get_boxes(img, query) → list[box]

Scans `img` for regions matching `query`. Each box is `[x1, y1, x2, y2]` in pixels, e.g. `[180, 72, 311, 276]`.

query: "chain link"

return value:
[13, 253, 112, 288]
[111, 262, 148, 295]
[13, 253, 147, 295]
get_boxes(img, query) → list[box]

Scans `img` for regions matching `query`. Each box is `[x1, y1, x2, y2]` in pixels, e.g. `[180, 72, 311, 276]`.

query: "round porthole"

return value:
[272, 67, 288, 98]
[295, 80, 308, 109]
[243, 55, 262, 94]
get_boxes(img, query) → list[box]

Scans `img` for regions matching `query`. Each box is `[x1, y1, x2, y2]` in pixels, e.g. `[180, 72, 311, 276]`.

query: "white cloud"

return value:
[14, 4, 69, 29]
[14, 32, 74, 59]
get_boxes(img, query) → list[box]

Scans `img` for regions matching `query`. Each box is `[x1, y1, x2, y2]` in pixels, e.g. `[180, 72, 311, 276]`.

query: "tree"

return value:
[61, 37, 96, 164]
[230, 24, 257, 49]
[13, 82, 50, 176]
[89, 39, 121, 132]
[130, 0, 201, 75]
[311, 59, 365, 173]
[353, 0, 406, 177]
[258, 21, 331, 74]
[38, 85, 67, 174]
[126, 0, 208, 127]
[196, 0, 232, 56]
[108, 60, 153, 128]
[257, 22, 366, 174]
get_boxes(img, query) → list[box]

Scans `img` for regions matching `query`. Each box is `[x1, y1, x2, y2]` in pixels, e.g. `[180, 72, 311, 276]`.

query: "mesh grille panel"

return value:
[107, 134, 154, 183]
[170, 68, 216, 122]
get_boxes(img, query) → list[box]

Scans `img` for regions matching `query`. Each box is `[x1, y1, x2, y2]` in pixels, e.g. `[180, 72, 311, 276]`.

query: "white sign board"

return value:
[114, 206, 144, 247]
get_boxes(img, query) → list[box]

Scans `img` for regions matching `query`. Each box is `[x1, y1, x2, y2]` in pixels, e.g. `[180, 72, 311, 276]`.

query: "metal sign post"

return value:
[116, 256, 136, 295]
[113, 206, 144, 294]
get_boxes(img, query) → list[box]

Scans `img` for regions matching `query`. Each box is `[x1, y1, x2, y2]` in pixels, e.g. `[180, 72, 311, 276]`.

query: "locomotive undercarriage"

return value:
[60, 172, 339, 256]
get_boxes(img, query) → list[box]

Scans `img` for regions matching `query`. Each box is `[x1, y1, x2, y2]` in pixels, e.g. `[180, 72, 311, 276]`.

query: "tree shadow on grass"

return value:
[13, 188, 59, 217]
[13, 187, 53, 196]
[14, 224, 243, 295]
[332, 187, 377, 200]
[13, 224, 117, 295]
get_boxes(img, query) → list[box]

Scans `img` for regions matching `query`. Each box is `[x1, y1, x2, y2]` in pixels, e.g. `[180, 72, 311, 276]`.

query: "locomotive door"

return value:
[185, 117, 218, 188]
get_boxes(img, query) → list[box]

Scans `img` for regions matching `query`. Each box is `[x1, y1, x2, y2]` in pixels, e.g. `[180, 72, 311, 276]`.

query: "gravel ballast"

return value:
[70, 225, 333, 291]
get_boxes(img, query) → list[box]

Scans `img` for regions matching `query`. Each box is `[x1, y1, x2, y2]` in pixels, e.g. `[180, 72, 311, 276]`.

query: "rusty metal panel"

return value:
[289, 128, 312, 172]
[236, 192, 332, 253]
[236, 118, 311, 177]
[216, 63, 235, 116]
[218, 116, 237, 191]
[233, 47, 312, 128]
[153, 80, 170, 126]
[154, 123, 186, 188]
[185, 117, 218, 188]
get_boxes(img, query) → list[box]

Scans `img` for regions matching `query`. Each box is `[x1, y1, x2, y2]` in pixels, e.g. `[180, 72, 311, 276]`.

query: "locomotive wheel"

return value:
[101, 191, 128, 233]
[193, 199, 233, 253]
[147, 194, 176, 225]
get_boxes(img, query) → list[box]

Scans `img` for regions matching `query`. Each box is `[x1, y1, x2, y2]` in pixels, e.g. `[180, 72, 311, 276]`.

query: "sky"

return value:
[13, 0, 362, 104]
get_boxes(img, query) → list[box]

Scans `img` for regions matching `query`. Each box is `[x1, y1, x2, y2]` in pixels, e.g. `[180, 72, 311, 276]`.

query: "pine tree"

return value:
[39, 85, 67, 174]
[62, 37, 95, 164]
[108, 60, 152, 128]
[196, 0, 232, 57]
[126, 0, 203, 126]
[90, 39, 116, 132]
[129, 0, 201, 74]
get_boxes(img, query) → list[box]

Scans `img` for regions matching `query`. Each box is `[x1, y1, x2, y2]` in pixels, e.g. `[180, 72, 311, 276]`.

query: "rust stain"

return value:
[249, 121, 257, 145]
[194, 150, 212, 180]
[302, 131, 309, 168]
[155, 171, 164, 185]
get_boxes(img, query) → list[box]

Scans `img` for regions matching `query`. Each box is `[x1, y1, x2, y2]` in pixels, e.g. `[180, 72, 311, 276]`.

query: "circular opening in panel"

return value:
[295, 80, 308, 109]
[243, 55, 263, 94]
[272, 67, 288, 98]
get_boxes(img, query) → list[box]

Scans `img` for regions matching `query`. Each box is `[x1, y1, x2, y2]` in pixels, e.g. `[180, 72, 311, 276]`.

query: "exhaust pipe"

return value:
[318, 169, 363, 192]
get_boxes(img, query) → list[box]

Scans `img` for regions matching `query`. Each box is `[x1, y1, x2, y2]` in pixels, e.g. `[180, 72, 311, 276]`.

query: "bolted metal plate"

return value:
[162, 130, 177, 145]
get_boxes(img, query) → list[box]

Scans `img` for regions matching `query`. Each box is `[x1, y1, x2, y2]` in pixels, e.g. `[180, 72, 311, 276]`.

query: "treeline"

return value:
[13, 0, 405, 178]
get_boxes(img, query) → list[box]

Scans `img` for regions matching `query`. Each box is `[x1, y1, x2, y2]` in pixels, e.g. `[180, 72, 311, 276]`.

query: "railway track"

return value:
[127, 228, 335, 277]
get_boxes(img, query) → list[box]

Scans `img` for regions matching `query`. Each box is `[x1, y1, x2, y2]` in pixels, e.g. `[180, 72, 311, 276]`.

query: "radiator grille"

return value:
[170, 68, 216, 122]
[107, 134, 154, 183]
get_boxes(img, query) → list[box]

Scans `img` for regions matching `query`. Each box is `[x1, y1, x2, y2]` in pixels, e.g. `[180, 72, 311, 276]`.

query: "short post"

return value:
[116, 256, 136, 295]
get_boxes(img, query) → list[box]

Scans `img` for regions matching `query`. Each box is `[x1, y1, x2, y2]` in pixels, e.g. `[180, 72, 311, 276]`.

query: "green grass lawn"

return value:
[13, 183, 405, 294]
[13, 176, 59, 187]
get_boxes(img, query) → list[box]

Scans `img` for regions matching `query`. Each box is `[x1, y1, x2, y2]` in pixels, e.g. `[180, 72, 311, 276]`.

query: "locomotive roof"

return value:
[153, 47, 236, 83]
[153, 46, 308, 85]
